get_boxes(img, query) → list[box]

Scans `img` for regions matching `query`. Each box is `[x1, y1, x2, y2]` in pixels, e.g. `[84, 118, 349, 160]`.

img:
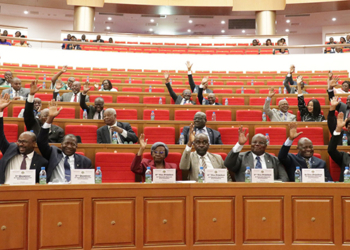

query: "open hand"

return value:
[297, 75, 303, 85]
[55, 81, 63, 90]
[268, 87, 275, 98]
[329, 76, 339, 89]
[289, 65, 295, 74]
[48, 99, 62, 118]
[29, 80, 41, 95]
[201, 76, 209, 85]
[185, 61, 193, 71]
[0, 93, 11, 112]
[328, 70, 333, 80]
[164, 72, 170, 83]
[83, 81, 91, 95]
[238, 125, 249, 145]
[61, 65, 68, 73]
[330, 96, 339, 110]
[288, 122, 303, 140]
[139, 133, 148, 149]
[188, 123, 196, 146]
[336, 112, 346, 133]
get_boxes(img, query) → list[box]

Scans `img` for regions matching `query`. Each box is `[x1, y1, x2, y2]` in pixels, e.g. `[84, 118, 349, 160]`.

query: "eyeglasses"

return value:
[153, 151, 165, 155]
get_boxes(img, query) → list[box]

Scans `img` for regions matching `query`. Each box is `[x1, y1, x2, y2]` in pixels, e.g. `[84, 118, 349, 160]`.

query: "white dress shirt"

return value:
[50, 152, 75, 182]
[4, 151, 34, 184]
[70, 92, 81, 103]
[185, 145, 214, 169]
[108, 122, 128, 144]
[93, 111, 103, 120]
[12, 87, 24, 100]
[231, 142, 267, 169]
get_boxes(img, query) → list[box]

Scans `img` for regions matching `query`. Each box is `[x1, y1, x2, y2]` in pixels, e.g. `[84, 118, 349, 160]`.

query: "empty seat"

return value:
[174, 110, 201, 121]
[4, 124, 18, 142]
[213, 89, 233, 94]
[16, 75, 36, 80]
[226, 81, 243, 85]
[115, 109, 138, 120]
[122, 87, 142, 92]
[292, 127, 324, 145]
[143, 110, 170, 120]
[249, 97, 267, 105]
[259, 89, 279, 94]
[236, 110, 262, 121]
[12, 106, 24, 117]
[306, 89, 326, 94]
[34, 93, 54, 101]
[148, 87, 164, 93]
[117, 96, 140, 104]
[255, 127, 287, 145]
[218, 127, 249, 145]
[144, 127, 175, 144]
[205, 110, 232, 121]
[308, 81, 327, 85]
[267, 81, 283, 86]
[304, 97, 326, 105]
[235, 89, 256, 94]
[56, 108, 75, 119]
[123, 79, 142, 84]
[143, 96, 166, 104]
[65, 125, 97, 143]
[222, 97, 245, 105]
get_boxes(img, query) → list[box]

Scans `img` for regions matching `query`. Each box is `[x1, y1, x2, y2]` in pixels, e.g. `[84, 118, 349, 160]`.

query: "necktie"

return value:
[73, 94, 77, 102]
[200, 156, 207, 170]
[20, 154, 27, 170]
[255, 156, 262, 169]
[305, 158, 311, 168]
[98, 112, 101, 120]
[64, 156, 71, 182]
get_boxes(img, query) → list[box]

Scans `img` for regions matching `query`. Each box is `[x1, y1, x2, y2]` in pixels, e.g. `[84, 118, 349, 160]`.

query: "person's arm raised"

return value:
[51, 66, 67, 88]
[45, 99, 63, 125]
[164, 72, 178, 102]
[137, 133, 148, 156]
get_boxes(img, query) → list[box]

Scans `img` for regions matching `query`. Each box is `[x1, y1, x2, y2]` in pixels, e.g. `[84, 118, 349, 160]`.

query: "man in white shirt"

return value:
[1, 77, 29, 100]
[224, 126, 289, 182]
[53, 81, 89, 102]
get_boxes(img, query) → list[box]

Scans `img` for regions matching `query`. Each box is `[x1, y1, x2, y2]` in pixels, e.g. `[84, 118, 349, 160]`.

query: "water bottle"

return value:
[343, 134, 348, 146]
[56, 93, 60, 102]
[241, 87, 244, 94]
[344, 167, 350, 183]
[149, 86, 152, 93]
[251, 80, 254, 86]
[145, 166, 152, 183]
[159, 98, 163, 104]
[44, 74, 46, 81]
[198, 166, 204, 183]
[87, 75, 89, 83]
[202, 98, 206, 105]
[265, 133, 270, 145]
[225, 98, 228, 106]
[279, 87, 282, 94]
[179, 133, 185, 145]
[10, 88, 13, 100]
[245, 166, 251, 183]
[262, 112, 267, 122]
[211, 79, 213, 85]
[295, 166, 301, 182]
[212, 112, 216, 121]
[128, 77, 131, 84]
[42, 81, 46, 89]
[95, 166, 102, 184]
[170, 79, 172, 85]
[30, 130, 34, 133]
[150, 110, 155, 120]
[283, 87, 287, 94]
[39, 167, 47, 185]
[112, 132, 118, 144]
[83, 109, 88, 119]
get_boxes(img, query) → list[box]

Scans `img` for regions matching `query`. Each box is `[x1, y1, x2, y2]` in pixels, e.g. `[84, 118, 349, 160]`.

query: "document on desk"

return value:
[302, 169, 325, 183]
[10, 170, 36, 185]
[153, 169, 176, 183]
[251, 169, 274, 183]
[205, 169, 227, 183]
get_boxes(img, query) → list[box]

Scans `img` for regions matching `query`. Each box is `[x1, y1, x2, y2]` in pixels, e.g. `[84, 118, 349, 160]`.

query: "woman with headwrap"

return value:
[130, 134, 182, 181]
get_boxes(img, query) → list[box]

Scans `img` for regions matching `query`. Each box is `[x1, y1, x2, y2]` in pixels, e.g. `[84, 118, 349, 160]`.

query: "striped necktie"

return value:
[200, 156, 207, 170]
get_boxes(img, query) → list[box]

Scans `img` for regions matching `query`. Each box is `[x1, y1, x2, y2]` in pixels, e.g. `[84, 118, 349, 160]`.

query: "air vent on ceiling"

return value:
[194, 24, 206, 28]
[194, 32, 204, 35]
[190, 15, 213, 19]
[289, 31, 297, 33]
[229, 19, 255, 29]
[291, 23, 300, 26]
[141, 14, 166, 18]
[65, 14, 74, 17]
[99, 13, 123, 16]
[285, 14, 310, 17]
[29, 11, 39, 15]
[145, 23, 158, 27]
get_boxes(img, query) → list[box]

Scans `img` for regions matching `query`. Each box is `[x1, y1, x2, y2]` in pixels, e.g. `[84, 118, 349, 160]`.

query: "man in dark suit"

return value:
[97, 108, 138, 144]
[225, 126, 289, 182]
[0, 93, 48, 184]
[37, 99, 92, 182]
[279, 122, 332, 182]
[1, 77, 29, 100]
[24, 81, 64, 143]
[164, 72, 196, 105]
[0, 71, 12, 86]
[197, 77, 221, 105]
[181, 112, 222, 145]
[283, 65, 308, 94]
[53, 81, 89, 103]
[328, 96, 350, 145]
[185, 61, 213, 94]
[80, 82, 105, 120]
[93, 35, 104, 43]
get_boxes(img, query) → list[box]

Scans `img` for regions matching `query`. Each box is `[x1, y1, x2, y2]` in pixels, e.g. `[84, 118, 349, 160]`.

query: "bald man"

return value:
[0, 93, 48, 184]
[278, 122, 332, 182]
[0, 71, 12, 86]
[1, 77, 29, 100]
[164, 72, 196, 105]
[197, 76, 221, 105]
[224, 126, 289, 182]
[263, 87, 296, 122]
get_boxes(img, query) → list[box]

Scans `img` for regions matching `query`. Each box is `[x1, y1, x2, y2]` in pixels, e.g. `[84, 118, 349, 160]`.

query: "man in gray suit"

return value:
[263, 87, 296, 122]
[185, 61, 213, 94]
[180, 123, 230, 181]
[1, 77, 29, 100]
[53, 81, 89, 103]
[224, 126, 289, 182]
[165, 72, 195, 105]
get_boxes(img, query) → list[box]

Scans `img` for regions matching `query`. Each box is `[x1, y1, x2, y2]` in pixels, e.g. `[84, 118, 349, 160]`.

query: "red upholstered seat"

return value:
[308, 81, 327, 85]
[144, 127, 175, 144]
[174, 110, 201, 121]
[12, 106, 24, 117]
[329, 157, 341, 182]
[34, 93, 54, 101]
[218, 127, 249, 145]
[65, 125, 97, 143]
[14, 70, 31, 73]
[3, 108, 8, 117]
[115, 109, 138, 120]
[222, 97, 245, 105]
[16, 75, 36, 80]
[205, 110, 232, 121]
[236, 110, 262, 121]
[143, 110, 170, 120]
[292, 127, 324, 145]
[267, 81, 283, 86]
[4, 124, 18, 142]
[213, 89, 233, 94]
[173, 88, 186, 94]
[255, 127, 287, 145]
[249, 97, 267, 105]
[276, 97, 298, 105]
[89, 95, 113, 103]
[145, 80, 163, 85]
[38, 76, 52, 80]
[40, 65, 55, 69]
[122, 87, 142, 92]
[306, 89, 326, 94]
[143, 96, 166, 104]
[304, 97, 326, 105]
[235, 89, 256, 94]
[147, 87, 164, 93]
[56, 108, 75, 119]
[239, 76, 255, 79]
[123, 79, 142, 84]
[226, 81, 244, 85]
[259, 89, 279, 94]
[95, 152, 135, 182]
[213, 152, 228, 160]
[117, 96, 139, 104]
[257, 76, 273, 79]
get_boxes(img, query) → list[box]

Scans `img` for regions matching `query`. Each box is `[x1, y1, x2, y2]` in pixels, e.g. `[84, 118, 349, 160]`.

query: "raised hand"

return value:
[48, 99, 62, 118]
[0, 93, 11, 112]
[188, 123, 196, 146]
[336, 112, 346, 133]
[238, 125, 249, 145]
[289, 65, 295, 74]
[268, 87, 275, 98]
[297, 75, 303, 85]
[328, 70, 333, 80]
[185, 61, 193, 71]
[29, 80, 41, 95]
[201, 76, 208, 85]
[82, 81, 91, 95]
[330, 96, 339, 111]
[55, 81, 63, 90]
[61, 65, 68, 73]
[329, 76, 339, 89]
[164, 72, 170, 83]
[288, 122, 303, 140]
[139, 133, 148, 149]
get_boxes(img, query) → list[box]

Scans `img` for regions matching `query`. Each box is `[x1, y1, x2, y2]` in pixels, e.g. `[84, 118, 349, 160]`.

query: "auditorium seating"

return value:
[143, 109, 170, 120]
[236, 110, 262, 121]
[12, 106, 24, 117]
[292, 127, 324, 145]
[4, 124, 18, 142]
[144, 127, 175, 144]
[255, 127, 287, 145]
[89, 95, 113, 103]
[217, 127, 249, 145]
[116, 96, 140, 103]
[205, 110, 232, 121]
[174, 110, 200, 121]
[65, 125, 98, 143]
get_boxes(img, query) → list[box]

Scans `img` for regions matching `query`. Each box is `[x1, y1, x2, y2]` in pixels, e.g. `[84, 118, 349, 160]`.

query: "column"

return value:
[255, 10, 276, 35]
[73, 6, 95, 32]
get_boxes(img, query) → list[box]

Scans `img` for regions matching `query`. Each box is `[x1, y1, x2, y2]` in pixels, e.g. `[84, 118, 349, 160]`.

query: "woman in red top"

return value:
[130, 134, 182, 181]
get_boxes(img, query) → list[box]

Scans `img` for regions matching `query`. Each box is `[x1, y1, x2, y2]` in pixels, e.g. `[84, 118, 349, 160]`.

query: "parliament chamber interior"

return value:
[1, 0, 350, 249]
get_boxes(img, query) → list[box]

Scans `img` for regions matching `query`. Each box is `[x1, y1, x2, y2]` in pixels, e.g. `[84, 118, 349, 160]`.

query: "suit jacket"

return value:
[165, 82, 196, 105]
[97, 122, 138, 144]
[37, 126, 92, 181]
[0, 78, 10, 86]
[93, 39, 104, 43]
[179, 148, 230, 181]
[263, 98, 296, 122]
[283, 75, 308, 94]
[2, 88, 29, 100]
[0, 117, 48, 184]
[279, 143, 331, 181]
[328, 133, 350, 182]
[197, 87, 221, 105]
[53, 91, 89, 102]
[225, 150, 289, 182]
[328, 90, 348, 118]
[182, 126, 222, 145]
[65, 44, 82, 50]
[80, 94, 104, 119]
[188, 74, 213, 94]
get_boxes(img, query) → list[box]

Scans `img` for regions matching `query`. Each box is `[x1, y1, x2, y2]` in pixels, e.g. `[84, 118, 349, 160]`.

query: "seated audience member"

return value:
[97, 108, 138, 144]
[279, 122, 332, 182]
[93, 35, 104, 43]
[297, 76, 325, 121]
[186, 61, 213, 94]
[347, 34, 350, 44]
[340, 37, 346, 44]
[0, 71, 12, 87]
[109, 37, 113, 43]
[80, 82, 104, 120]
[181, 112, 222, 144]
[50, 65, 75, 90]
[327, 97, 350, 145]
[62, 34, 71, 49]
[274, 40, 289, 54]
[328, 71, 350, 94]
[224, 126, 289, 182]
[24, 81, 64, 143]
[263, 87, 296, 122]
[98, 79, 117, 92]
[0, 93, 48, 184]
[252, 39, 259, 46]
[1, 77, 29, 100]
[280, 38, 287, 45]
[179, 124, 230, 181]
[265, 39, 272, 46]
[2, 30, 8, 36]
[130, 134, 182, 181]
[0, 35, 11, 46]
[80, 34, 88, 42]
[284, 65, 308, 94]
[65, 36, 81, 50]
[53, 81, 88, 103]
[18, 97, 41, 118]
[198, 77, 221, 105]
[165, 72, 195, 105]
[328, 77, 350, 120]
[14, 35, 28, 47]
[37, 100, 92, 182]
[324, 37, 336, 53]
[15, 31, 21, 37]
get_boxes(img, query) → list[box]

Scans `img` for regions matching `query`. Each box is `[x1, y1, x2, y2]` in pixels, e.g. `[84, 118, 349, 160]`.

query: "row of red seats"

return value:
[82, 41, 274, 46]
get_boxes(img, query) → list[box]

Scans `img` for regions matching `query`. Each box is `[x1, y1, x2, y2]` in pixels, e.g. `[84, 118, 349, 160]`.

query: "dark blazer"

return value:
[97, 122, 138, 144]
[327, 110, 350, 145]
[328, 133, 350, 182]
[0, 117, 48, 184]
[24, 100, 64, 143]
[181, 126, 222, 145]
[0, 78, 10, 86]
[298, 95, 325, 122]
[37, 126, 92, 181]
[65, 44, 82, 50]
[80, 94, 104, 119]
[328, 90, 348, 118]
[53, 91, 89, 102]
[283, 75, 308, 94]
[197, 86, 221, 105]
[279, 144, 332, 182]
[165, 82, 196, 105]
[225, 150, 289, 182]
[1, 88, 29, 100]
[188, 74, 213, 94]
[93, 39, 104, 43]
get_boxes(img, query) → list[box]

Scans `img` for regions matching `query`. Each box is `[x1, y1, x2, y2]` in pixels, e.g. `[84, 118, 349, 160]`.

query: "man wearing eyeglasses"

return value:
[263, 87, 296, 122]
[224, 126, 289, 182]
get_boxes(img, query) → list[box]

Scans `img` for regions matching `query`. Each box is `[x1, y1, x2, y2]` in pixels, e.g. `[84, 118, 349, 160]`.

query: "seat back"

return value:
[4, 124, 18, 142]
[115, 109, 138, 120]
[236, 110, 262, 121]
[34, 93, 54, 101]
[12, 106, 24, 117]
[144, 127, 175, 144]
[292, 127, 324, 145]
[255, 127, 287, 145]
[143, 97, 166, 104]
[174, 110, 201, 121]
[143, 110, 170, 120]
[222, 97, 245, 105]
[90, 95, 113, 103]
[329, 157, 341, 182]
[217, 127, 249, 145]
[65, 125, 97, 143]
[117, 96, 140, 104]
[249, 97, 267, 105]
[56, 108, 75, 119]
[205, 110, 232, 121]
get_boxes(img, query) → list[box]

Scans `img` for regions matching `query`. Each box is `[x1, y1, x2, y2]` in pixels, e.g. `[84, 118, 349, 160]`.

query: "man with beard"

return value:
[263, 87, 296, 121]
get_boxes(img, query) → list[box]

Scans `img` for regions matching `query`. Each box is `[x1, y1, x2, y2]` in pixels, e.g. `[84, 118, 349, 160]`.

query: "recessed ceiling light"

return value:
[189, 20, 192, 23]
[332, 18, 336, 21]
[106, 27, 110, 30]
[24, 10, 29, 14]
[221, 21, 225, 24]
[108, 17, 112, 21]
[286, 20, 290, 23]
[149, 28, 153, 31]
[150, 19, 154, 22]
[187, 29, 191, 32]
[285, 29, 289, 32]
[242, 30, 245, 33]
[221, 30, 225, 33]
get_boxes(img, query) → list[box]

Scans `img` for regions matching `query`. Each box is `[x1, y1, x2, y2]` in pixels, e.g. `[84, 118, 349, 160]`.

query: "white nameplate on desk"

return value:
[302, 169, 325, 183]
[252, 169, 274, 183]
[153, 169, 176, 183]
[204, 169, 227, 183]
[10, 170, 36, 185]
[71, 169, 95, 184]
